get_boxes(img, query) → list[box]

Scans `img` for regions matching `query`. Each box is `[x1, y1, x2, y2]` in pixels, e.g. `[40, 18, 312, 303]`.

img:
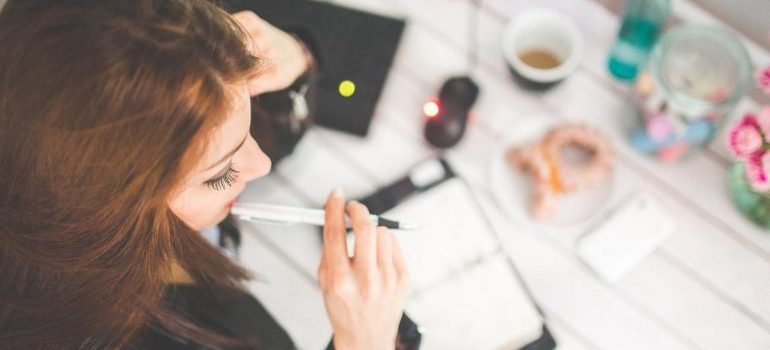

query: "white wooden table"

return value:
[236, 0, 770, 349]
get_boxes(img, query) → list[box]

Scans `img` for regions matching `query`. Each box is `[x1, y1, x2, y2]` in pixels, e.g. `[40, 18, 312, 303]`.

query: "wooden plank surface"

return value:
[234, 0, 770, 349]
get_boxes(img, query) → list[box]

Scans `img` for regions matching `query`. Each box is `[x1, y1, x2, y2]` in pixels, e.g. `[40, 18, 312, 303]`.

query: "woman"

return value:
[0, 0, 408, 349]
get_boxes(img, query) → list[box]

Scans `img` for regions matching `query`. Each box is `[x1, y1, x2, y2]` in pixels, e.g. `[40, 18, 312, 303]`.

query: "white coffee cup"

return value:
[502, 8, 584, 86]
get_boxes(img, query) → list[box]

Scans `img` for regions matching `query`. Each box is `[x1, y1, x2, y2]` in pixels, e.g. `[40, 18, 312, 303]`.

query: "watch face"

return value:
[289, 86, 310, 126]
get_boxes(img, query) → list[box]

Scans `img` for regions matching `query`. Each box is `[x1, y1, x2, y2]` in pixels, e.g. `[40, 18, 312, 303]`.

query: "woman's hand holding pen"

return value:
[232, 11, 312, 96]
[318, 188, 409, 350]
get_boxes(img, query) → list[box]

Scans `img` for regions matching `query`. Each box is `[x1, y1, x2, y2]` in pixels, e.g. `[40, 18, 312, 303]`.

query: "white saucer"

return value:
[488, 116, 615, 231]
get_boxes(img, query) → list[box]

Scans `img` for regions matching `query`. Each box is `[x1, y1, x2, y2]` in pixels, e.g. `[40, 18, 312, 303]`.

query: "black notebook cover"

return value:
[227, 0, 405, 136]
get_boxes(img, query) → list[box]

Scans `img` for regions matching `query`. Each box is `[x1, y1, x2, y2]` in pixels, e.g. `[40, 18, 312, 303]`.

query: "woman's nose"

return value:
[241, 135, 272, 183]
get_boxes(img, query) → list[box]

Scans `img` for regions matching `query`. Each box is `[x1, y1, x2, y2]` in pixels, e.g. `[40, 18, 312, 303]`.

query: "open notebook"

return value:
[373, 164, 550, 349]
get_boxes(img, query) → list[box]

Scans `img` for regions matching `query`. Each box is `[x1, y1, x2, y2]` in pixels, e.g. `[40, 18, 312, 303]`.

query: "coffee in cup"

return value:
[502, 8, 584, 89]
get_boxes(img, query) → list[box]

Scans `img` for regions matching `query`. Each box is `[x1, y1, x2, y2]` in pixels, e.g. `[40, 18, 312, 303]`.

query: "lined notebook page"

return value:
[386, 178, 544, 349]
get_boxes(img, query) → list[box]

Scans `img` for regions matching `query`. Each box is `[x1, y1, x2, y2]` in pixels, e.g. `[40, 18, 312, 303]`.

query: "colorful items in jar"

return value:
[629, 72, 718, 163]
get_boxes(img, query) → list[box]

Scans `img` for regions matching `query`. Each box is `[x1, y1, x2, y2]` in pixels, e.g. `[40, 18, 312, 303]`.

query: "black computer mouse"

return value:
[424, 76, 480, 148]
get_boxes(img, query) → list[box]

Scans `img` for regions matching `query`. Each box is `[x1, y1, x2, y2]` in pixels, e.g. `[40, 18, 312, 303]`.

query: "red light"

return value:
[423, 100, 440, 118]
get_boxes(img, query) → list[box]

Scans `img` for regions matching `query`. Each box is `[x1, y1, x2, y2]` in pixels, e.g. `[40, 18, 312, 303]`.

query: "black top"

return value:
[131, 285, 295, 350]
[128, 218, 294, 350]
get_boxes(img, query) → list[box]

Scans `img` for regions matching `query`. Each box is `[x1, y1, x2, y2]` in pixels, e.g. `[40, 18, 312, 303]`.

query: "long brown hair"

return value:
[0, 0, 262, 348]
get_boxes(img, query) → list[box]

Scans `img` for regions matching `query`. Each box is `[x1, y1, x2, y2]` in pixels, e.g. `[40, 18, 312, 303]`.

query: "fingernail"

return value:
[331, 187, 344, 198]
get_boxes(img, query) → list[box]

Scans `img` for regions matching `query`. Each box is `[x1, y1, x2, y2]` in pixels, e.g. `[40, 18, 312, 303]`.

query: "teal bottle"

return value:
[607, 0, 670, 81]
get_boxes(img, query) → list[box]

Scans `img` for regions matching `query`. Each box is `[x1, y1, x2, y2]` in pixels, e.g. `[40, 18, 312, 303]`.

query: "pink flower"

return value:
[758, 65, 770, 95]
[729, 115, 764, 156]
[746, 152, 770, 192]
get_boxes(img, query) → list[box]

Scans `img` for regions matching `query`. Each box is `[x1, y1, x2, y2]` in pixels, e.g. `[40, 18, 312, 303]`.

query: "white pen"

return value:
[231, 202, 420, 230]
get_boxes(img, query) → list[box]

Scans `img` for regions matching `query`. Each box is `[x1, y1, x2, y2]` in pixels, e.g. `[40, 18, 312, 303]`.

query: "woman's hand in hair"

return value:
[232, 11, 311, 96]
[318, 188, 409, 350]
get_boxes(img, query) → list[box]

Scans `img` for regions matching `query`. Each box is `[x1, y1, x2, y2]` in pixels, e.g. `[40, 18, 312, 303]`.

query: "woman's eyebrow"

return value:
[205, 133, 248, 171]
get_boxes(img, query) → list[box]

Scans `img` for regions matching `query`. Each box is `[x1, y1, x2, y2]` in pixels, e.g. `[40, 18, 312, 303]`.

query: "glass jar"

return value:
[629, 25, 752, 163]
[729, 163, 770, 229]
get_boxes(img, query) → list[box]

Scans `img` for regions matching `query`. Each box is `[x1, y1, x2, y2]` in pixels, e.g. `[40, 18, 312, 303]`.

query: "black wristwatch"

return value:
[249, 28, 319, 165]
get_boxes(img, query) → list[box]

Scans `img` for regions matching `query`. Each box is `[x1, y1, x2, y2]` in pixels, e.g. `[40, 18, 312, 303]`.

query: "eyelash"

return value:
[205, 165, 240, 191]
